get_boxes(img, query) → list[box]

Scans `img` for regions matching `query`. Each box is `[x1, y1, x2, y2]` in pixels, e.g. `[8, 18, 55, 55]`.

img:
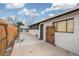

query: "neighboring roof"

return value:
[20, 26, 29, 28]
[29, 7, 79, 27]
[20, 24, 29, 28]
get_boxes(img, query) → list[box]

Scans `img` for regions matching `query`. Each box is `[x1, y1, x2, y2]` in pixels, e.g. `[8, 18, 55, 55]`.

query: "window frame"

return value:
[53, 18, 74, 33]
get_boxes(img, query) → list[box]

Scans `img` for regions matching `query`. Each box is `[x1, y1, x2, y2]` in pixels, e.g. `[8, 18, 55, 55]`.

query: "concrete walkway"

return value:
[11, 32, 76, 56]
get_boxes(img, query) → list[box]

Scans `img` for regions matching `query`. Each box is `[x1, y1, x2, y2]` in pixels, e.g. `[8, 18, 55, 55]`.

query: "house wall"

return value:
[41, 10, 79, 55]
[20, 26, 29, 32]
[29, 29, 40, 39]
[29, 10, 79, 55]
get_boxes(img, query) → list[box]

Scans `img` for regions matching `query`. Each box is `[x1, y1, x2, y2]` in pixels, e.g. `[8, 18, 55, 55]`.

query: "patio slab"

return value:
[11, 32, 76, 56]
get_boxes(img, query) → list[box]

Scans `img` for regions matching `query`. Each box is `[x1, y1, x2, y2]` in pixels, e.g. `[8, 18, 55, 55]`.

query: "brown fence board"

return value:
[0, 20, 18, 56]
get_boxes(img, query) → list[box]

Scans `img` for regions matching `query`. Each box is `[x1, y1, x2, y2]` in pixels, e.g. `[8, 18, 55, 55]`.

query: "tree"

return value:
[17, 22, 24, 27]
[18, 8, 39, 25]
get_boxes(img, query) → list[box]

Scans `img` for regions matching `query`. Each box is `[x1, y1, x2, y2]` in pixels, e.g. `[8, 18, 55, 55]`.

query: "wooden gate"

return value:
[46, 25, 55, 45]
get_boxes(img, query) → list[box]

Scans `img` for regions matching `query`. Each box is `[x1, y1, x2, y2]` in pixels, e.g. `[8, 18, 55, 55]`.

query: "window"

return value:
[67, 19, 74, 32]
[58, 21, 66, 32]
[54, 18, 74, 33]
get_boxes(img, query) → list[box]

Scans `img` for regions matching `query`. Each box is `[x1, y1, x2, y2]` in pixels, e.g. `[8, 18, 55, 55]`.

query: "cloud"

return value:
[41, 3, 78, 14]
[52, 3, 78, 10]
[5, 3, 25, 9]
[51, 0, 79, 5]
[41, 11, 45, 14]
[18, 8, 39, 18]
[48, 13, 55, 17]
[31, 9, 37, 12]
[18, 8, 29, 15]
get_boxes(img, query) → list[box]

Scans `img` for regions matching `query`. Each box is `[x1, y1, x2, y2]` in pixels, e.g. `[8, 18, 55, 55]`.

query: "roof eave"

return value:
[29, 7, 79, 27]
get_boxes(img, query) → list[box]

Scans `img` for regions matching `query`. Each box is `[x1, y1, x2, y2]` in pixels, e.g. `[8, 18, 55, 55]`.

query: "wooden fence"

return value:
[0, 20, 18, 56]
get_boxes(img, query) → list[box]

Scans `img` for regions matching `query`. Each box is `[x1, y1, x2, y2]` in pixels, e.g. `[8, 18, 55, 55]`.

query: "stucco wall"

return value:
[29, 29, 40, 39]
[42, 10, 79, 55]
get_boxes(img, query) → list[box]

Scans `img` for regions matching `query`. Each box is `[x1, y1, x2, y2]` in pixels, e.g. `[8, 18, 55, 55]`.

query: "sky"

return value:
[0, 3, 79, 25]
